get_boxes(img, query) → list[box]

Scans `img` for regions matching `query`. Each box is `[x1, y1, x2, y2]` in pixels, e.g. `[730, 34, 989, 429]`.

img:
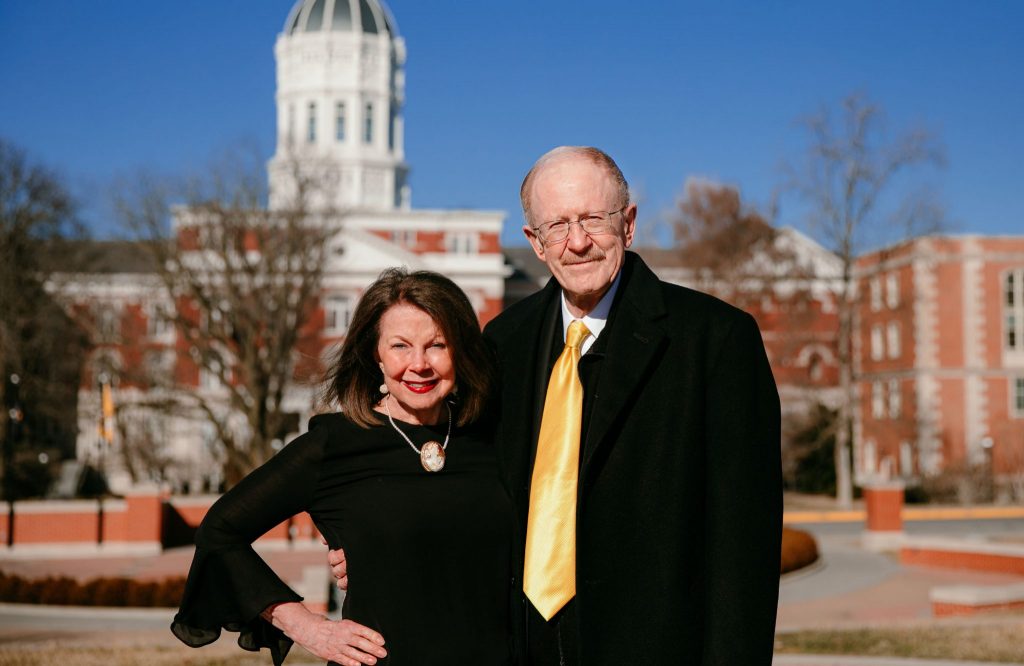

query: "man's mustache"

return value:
[560, 250, 606, 265]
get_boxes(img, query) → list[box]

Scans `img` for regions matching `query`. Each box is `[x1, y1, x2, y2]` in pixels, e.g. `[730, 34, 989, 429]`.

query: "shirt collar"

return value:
[560, 271, 621, 355]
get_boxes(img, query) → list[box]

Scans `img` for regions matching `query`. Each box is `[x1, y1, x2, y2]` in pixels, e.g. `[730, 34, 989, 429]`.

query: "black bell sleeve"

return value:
[171, 424, 327, 665]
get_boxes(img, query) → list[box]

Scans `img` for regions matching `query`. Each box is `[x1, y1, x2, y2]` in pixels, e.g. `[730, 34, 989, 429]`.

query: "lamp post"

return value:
[980, 436, 995, 502]
[4, 373, 23, 546]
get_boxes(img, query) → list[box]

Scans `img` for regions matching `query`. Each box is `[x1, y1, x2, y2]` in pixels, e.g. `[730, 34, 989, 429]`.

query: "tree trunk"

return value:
[835, 283, 855, 508]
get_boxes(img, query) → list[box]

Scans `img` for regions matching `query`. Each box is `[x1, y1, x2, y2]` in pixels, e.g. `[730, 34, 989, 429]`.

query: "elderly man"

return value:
[481, 146, 781, 664]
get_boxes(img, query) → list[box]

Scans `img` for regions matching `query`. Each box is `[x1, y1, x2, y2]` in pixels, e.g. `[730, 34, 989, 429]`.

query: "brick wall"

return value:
[2, 492, 322, 554]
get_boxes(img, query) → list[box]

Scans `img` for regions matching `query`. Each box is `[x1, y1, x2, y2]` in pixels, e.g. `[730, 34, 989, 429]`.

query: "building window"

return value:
[1006, 270, 1024, 351]
[888, 378, 901, 418]
[96, 305, 119, 342]
[445, 232, 478, 255]
[307, 102, 317, 143]
[390, 229, 416, 248]
[1014, 377, 1024, 417]
[862, 439, 877, 476]
[287, 103, 295, 145]
[870, 277, 882, 312]
[364, 102, 374, 144]
[147, 305, 173, 340]
[201, 307, 231, 337]
[200, 359, 228, 391]
[886, 273, 900, 309]
[335, 102, 346, 141]
[871, 381, 884, 419]
[871, 325, 884, 361]
[807, 353, 823, 382]
[886, 322, 901, 359]
[325, 294, 354, 335]
[899, 441, 913, 477]
[143, 349, 176, 384]
[388, 104, 396, 151]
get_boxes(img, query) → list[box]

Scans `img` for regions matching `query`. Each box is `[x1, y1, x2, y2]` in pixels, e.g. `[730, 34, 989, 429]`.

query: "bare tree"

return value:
[674, 177, 780, 282]
[673, 178, 825, 376]
[117, 149, 339, 487]
[0, 139, 87, 500]
[784, 93, 945, 508]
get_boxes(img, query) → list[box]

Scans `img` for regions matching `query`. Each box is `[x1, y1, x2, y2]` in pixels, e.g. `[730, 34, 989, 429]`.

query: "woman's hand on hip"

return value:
[263, 601, 386, 665]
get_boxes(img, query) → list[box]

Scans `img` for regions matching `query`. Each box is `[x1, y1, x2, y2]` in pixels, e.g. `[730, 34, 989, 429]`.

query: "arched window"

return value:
[364, 102, 374, 144]
[335, 102, 346, 141]
[862, 439, 877, 476]
[899, 441, 914, 477]
[871, 381, 884, 419]
[886, 321, 901, 359]
[887, 378, 901, 418]
[870, 325, 884, 361]
[388, 104, 396, 150]
[307, 102, 317, 143]
[94, 304, 121, 343]
[807, 353, 823, 382]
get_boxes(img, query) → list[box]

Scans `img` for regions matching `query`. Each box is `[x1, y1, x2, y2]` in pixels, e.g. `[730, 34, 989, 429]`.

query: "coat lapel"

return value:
[580, 254, 669, 484]
[495, 279, 560, 513]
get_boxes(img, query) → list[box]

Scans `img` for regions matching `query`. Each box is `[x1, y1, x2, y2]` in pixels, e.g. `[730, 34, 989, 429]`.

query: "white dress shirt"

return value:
[559, 271, 621, 355]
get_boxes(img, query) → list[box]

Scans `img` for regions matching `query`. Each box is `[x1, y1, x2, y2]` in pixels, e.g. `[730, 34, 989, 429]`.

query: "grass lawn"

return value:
[776, 621, 1024, 663]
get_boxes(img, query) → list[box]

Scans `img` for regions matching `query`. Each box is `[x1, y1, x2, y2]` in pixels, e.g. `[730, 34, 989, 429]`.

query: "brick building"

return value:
[854, 235, 1024, 493]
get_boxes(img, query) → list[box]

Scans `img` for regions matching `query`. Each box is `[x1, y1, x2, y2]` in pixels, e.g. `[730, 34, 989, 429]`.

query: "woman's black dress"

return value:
[172, 412, 515, 665]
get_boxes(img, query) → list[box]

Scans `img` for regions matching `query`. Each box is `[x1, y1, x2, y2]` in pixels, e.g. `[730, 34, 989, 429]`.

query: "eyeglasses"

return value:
[532, 206, 627, 245]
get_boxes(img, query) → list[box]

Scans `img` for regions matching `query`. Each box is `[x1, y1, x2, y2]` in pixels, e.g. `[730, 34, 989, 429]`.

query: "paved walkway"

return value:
[777, 532, 1024, 630]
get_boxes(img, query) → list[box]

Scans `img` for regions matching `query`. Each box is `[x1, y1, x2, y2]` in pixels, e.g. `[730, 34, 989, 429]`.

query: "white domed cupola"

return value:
[269, 0, 409, 212]
[284, 0, 395, 36]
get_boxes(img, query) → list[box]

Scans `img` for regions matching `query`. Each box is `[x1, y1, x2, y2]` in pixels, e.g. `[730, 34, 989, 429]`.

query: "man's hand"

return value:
[263, 602, 386, 666]
[328, 545, 349, 591]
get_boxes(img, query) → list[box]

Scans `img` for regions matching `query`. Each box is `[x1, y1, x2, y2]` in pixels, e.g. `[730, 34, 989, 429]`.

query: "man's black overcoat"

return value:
[483, 252, 782, 664]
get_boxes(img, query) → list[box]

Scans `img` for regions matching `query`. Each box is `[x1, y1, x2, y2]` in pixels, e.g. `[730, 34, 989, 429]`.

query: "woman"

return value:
[172, 268, 515, 666]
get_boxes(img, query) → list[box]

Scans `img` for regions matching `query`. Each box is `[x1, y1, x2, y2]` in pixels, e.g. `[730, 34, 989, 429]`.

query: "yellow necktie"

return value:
[524, 319, 591, 620]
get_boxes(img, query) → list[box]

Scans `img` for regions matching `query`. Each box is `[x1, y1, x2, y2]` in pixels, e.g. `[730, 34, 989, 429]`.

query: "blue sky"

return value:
[1, 1, 1021, 248]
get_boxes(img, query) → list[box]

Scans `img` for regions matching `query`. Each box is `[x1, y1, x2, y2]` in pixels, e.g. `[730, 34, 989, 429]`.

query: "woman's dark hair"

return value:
[323, 268, 494, 428]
